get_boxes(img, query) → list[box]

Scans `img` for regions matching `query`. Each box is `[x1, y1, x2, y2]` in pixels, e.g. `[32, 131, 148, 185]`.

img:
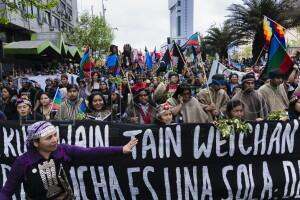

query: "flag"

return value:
[186, 32, 200, 46]
[157, 48, 171, 74]
[51, 88, 62, 110]
[208, 60, 246, 84]
[145, 47, 153, 70]
[263, 16, 286, 49]
[105, 54, 119, 76]
[80, 48, 94, 79]
[172, 43, 186, 74]
[79, 99, 87, 113]
[263, 34, 293, 77]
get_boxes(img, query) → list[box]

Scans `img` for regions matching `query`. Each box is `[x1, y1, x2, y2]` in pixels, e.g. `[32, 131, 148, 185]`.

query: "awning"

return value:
[4, 40, 60, 55]
[3, 34, 82, 62]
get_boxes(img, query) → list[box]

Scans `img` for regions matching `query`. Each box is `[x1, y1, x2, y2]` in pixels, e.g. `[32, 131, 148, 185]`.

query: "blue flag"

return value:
[145, 49, 153, 70]
[79, 99, 87, 113]
[105, 54, 120, 76]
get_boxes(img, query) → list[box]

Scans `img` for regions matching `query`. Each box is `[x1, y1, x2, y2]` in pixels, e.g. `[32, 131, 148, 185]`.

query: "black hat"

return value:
[168, 72, 178, 79]
[242, 73, 255, 84]
[269, 69, 284, 79]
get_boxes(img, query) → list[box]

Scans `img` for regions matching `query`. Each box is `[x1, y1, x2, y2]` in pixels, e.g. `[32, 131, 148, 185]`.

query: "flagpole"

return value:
[198, 56, 213, 105]
[120, 67, 137, 118]
[173, 41, 188, 73]
[254, 47, 266, 65]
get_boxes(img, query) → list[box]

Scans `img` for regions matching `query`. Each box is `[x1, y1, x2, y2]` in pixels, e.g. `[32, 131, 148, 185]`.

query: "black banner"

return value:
[0, 120, 300, 199]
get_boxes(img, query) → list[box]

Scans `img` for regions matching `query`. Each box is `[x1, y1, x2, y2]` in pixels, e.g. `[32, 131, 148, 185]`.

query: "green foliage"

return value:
[109, 76, 122, 85]
[226, 0, 300, 61]
[0, 0, 59, 23]
[203, 23, 246, 59]
[215, 119, 251, 138]
[76, 113, 86, 120]
[266, 111, 287, 120]
[66, 12, 114, 55]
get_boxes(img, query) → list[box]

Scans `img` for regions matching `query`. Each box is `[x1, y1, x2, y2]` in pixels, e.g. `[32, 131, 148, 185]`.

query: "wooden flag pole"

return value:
[198, 56, 213, 105]
[254, 47, 266, 66]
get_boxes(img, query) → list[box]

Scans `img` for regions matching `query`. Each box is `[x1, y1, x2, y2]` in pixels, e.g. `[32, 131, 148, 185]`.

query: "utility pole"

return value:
[101, 0, 106, 21]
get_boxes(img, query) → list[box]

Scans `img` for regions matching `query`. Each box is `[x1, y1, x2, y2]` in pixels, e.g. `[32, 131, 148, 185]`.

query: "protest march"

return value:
[1, 0, 300, 199]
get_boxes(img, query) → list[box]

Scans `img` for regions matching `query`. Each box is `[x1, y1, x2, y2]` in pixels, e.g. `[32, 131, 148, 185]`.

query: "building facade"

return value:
[168, 0, 200, 45]
[0, 0, 78, 43]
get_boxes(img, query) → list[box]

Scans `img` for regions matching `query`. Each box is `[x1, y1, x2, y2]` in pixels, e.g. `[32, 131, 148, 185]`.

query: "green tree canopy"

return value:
[226, 0, 300, 62]
[66, 12, 114, 55]
[0, 0, 59, 24]
[203, 23, 244, 59]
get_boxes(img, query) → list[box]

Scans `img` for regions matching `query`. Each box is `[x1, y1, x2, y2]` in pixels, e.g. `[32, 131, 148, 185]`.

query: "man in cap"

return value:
[197, 74, 230, 122]
[258, 69, 289, 113]
[233, 73, 268, 121]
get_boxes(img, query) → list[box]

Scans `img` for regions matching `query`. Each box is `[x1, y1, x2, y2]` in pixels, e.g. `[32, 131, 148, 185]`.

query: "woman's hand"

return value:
[123, 138, 138, 154]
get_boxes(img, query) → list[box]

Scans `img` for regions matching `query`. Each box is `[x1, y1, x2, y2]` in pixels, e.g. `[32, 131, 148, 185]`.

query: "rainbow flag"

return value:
[263, 16, 286, 49]
[51, 88, 62, 110]
[78, 99, 87, 113]
[80, 48, 93, 79]
[186, 32, 200, 46]
[263, 34, 293, 77]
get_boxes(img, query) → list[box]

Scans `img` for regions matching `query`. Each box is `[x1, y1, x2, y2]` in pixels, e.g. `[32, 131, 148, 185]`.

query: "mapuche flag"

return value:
[80, 48, 94, 79]
[264, 34, 293, 77]
[263, 16, 286, 49]
[186, 32, 200, 46]
[51, 88, 62, 110]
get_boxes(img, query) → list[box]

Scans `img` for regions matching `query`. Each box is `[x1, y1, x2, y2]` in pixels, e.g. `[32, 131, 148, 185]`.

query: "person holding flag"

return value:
[105, 45, 120, 76]
[79, 48, 94, 80]
[53, 84, 85, 121]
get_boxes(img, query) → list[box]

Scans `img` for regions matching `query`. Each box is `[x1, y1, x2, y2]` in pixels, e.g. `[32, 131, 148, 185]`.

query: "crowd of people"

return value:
[0, 44, 300, 125]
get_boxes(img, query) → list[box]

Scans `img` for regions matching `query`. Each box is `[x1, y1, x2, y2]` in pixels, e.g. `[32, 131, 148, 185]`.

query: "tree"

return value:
[226, 0, 300, 62]
[66, 12, 114, 55]
[203, 23, 244, 59]
[0, 0, 59, 24]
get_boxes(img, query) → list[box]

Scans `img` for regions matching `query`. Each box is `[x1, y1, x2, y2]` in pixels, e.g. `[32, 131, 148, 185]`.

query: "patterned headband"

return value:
[26, 121, 56, 146]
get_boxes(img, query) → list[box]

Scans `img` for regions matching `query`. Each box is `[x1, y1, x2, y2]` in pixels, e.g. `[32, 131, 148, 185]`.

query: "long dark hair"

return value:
[88, 92, 107, 112]
[91, 71, 101, 86]
[133, 88, 157, 107]
[34, 92, 52, 112]
[173, 83, 191, 99]
[2, 86, 14, 101]
[226, 99, 244, 118]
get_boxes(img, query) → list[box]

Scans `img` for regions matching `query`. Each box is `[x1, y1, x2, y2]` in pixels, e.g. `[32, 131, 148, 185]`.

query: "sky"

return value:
[78, 0, 241, 50]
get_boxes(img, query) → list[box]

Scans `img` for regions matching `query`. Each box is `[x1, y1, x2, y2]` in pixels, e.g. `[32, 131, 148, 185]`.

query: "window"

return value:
[177, 16, 181, 36]
[53, 16, 60, 28]
[177, 1, 181, 6]
[44, 11, 51, 24]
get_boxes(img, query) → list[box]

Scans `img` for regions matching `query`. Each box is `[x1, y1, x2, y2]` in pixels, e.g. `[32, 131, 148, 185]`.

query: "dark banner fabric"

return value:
[0, 120, 300, 199]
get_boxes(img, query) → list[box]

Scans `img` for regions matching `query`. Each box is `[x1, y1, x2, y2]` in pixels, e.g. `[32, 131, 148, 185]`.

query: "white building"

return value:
[168, 0, 200, 45]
